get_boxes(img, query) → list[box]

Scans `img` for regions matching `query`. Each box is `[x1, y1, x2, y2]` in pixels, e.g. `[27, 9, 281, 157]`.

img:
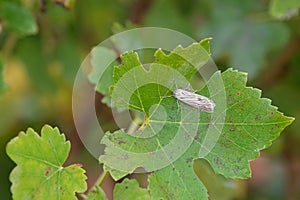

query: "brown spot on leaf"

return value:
[214, 157, 220, 165]
[237, 92, 241, 96]
[45, 167, 51, 176]
[118, 140, 126, 145]
[186, 157, 193, 163]
[194, 135, 200, 142]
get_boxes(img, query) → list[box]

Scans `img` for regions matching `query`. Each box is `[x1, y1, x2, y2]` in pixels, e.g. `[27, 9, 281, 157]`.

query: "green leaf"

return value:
[6, 125, 87, 199]
[264, 57, 300, 138]
[101, 40, 210, 180]
[99, 40, 294, 199]
[147, 153, 208, 199]
[193, 159, 244, 200]
[147, 69, 293, 198]
[270, 0, 300, 19]
[103, 165, 128, 181]
[86, 186, 107, 200]
[110, 39, 210, 112]
[0, 1, 38, 36]
[114, 179, 151, 200]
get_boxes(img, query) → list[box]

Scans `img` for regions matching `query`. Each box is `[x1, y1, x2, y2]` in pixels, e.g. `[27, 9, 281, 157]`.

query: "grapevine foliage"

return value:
[98, 40, 294, 199]
[6, 125, 87, 200]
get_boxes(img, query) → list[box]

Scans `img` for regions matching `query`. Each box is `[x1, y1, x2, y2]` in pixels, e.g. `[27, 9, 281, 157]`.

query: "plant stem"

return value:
[79, 193, 87, 199]
[127, 115, 143, 134]
[94, 170, 110, 187]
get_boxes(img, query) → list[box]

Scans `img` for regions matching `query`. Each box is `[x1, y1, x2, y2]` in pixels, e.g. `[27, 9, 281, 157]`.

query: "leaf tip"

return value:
[285, 116, 295, 125]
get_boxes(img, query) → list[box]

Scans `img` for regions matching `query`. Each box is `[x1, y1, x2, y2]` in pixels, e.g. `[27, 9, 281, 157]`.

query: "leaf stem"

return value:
[86, 170, 109, 199]
[94, 170, 109, 187]
[79, 193, 87, 199]
[127, 115, 143, 134]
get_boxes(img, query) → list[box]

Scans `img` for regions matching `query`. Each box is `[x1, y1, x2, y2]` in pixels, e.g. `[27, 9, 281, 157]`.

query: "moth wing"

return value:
[174, 89, 215, 113]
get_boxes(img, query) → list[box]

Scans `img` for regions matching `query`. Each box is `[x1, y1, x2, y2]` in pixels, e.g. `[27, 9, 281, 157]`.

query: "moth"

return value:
[173, 89, 215, 113]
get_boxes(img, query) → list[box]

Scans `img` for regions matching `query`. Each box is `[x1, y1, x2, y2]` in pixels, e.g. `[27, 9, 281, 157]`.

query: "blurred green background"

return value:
[0, 0, 299, 199]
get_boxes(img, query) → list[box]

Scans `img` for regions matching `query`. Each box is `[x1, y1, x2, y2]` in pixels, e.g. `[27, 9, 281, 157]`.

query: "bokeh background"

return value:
[0, 0, 299, 199]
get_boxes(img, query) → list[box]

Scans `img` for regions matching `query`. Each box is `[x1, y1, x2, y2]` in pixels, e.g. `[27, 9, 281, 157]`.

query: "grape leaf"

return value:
[0, 1, 37, 36]
[6, 125, 87, 199]
[270, 0, 300, 19]
[99, 40, 294, 199]
[193, 159, 244, 200]
[86, 186, 107, 200]
[114, 179, 151, 200]
[100, 39, 210, 180]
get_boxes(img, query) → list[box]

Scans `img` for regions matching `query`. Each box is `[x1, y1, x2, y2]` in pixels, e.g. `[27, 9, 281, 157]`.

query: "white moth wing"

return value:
[173, 89, 215, 113]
